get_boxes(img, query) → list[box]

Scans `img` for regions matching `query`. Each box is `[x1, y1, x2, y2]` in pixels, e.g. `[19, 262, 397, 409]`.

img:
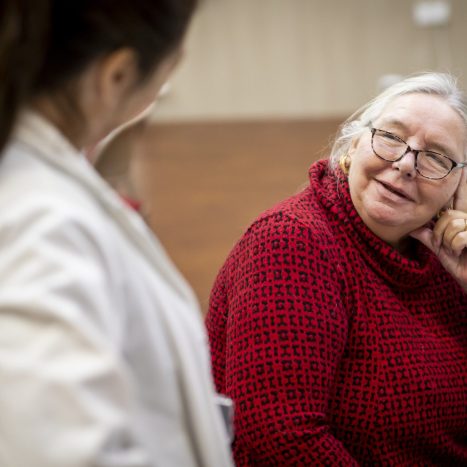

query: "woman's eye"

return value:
[381, 132, 400, 142]
[424, 152, 450, 170]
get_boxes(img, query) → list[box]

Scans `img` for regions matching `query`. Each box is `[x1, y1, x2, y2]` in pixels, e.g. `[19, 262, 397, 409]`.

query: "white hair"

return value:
[329, 72, 467, 170]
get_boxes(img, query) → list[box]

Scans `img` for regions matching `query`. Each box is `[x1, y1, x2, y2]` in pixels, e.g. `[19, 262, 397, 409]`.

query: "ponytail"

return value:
[0, 0, 49, 151]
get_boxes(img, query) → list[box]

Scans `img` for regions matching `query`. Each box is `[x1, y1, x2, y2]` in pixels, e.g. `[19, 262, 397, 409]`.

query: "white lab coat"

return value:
[0, 112, 233, 467]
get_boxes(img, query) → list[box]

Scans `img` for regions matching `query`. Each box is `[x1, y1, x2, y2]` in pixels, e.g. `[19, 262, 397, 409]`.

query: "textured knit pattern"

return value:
[206, 160, 467, 466]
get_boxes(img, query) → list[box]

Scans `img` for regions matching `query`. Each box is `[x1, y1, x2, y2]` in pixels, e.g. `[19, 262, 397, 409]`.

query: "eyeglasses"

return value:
[369, 127, 467, 180]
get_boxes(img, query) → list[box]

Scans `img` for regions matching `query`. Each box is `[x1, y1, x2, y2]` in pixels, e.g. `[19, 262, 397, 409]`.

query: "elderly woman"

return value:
[206, 72, 467, 466]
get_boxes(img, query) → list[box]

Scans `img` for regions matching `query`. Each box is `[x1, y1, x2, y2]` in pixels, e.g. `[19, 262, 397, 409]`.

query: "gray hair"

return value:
[329, 72, 467, 170]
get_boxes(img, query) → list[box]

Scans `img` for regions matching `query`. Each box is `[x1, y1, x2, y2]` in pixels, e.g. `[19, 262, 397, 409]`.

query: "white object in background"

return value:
[412, 1, 451, 27]
[158, 81, 172, 98]
[378, 74, 403, 92]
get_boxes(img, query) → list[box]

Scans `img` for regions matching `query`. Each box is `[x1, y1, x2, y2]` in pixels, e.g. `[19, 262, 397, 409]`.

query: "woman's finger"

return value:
[442, 217, 467, 252]
[450, 230, 467, 257]
[433, 210, 466, 248]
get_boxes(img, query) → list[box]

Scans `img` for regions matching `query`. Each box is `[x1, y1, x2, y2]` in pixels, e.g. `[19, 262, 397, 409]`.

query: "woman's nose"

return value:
[393, 150, 417, 178]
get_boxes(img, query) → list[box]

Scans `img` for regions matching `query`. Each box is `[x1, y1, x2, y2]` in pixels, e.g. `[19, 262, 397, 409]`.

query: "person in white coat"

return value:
[0, 1, 233, 466]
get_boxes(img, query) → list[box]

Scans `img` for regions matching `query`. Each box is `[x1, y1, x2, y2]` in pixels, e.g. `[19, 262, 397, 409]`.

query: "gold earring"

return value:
[339, 153, 351, 175]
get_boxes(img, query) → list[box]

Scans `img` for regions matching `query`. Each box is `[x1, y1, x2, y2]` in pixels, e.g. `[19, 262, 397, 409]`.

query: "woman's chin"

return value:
[364, 203, 410, 227]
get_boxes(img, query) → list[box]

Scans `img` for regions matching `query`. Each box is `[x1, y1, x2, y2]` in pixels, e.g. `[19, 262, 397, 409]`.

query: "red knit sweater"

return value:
[206, 160, 467, 466]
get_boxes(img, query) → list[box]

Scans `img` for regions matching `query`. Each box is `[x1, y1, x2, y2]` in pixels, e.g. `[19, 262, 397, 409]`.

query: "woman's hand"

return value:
[410, 169, 467, 293]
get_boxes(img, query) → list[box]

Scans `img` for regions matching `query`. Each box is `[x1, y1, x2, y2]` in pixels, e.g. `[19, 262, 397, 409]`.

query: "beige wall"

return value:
[152, 0, 467, 121]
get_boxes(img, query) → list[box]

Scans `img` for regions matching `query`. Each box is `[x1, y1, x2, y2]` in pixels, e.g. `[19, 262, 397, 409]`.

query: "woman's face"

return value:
[107, 48, 183, 134]
[347, 93, 466, 249]
[48, 47, 184, 150]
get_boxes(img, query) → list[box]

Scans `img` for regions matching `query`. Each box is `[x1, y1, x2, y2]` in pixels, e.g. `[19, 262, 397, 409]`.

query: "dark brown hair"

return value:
[32, 0, 197, 95]
[0, 0, 50, 151]
[0, 0, 197, 151]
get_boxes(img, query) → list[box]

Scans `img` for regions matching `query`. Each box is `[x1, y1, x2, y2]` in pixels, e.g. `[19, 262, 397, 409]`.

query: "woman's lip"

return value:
[376, 180, 415, 202]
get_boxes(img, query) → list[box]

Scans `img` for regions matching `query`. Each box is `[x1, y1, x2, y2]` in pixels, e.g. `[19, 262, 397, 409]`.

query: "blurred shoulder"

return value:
[220, 187, 336, 273]
[0, 142, 117, 250]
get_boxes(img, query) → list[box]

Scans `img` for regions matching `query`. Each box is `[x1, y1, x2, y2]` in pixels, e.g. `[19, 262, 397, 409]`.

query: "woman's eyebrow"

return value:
[377, 118, 408, 131]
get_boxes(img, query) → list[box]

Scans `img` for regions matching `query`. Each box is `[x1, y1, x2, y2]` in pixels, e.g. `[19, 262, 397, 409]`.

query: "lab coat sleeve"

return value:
[0, 201, 151, 467]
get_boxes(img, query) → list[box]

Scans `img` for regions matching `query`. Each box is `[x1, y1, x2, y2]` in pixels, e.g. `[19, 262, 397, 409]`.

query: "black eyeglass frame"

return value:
[369, 126, 467, 180]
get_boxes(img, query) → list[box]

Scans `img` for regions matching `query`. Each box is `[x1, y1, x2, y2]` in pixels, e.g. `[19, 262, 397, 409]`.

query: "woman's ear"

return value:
[95, 48, 139, 111]
[348, 135, 360, 158]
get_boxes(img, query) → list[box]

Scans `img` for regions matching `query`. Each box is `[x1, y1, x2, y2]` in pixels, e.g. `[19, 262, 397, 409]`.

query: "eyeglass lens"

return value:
[372, 130, 452, 179]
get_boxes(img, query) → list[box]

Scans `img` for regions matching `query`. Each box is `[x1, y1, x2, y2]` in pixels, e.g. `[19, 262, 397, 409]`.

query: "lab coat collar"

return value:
[12, 110, 199, 309]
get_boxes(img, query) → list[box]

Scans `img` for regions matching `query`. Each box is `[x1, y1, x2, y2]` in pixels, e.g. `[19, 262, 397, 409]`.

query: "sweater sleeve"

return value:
[207, 212, 359, 466]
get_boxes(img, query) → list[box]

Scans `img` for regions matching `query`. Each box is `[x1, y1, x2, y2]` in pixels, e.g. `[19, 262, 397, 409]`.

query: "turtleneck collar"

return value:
[309, 159, 438, 289]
